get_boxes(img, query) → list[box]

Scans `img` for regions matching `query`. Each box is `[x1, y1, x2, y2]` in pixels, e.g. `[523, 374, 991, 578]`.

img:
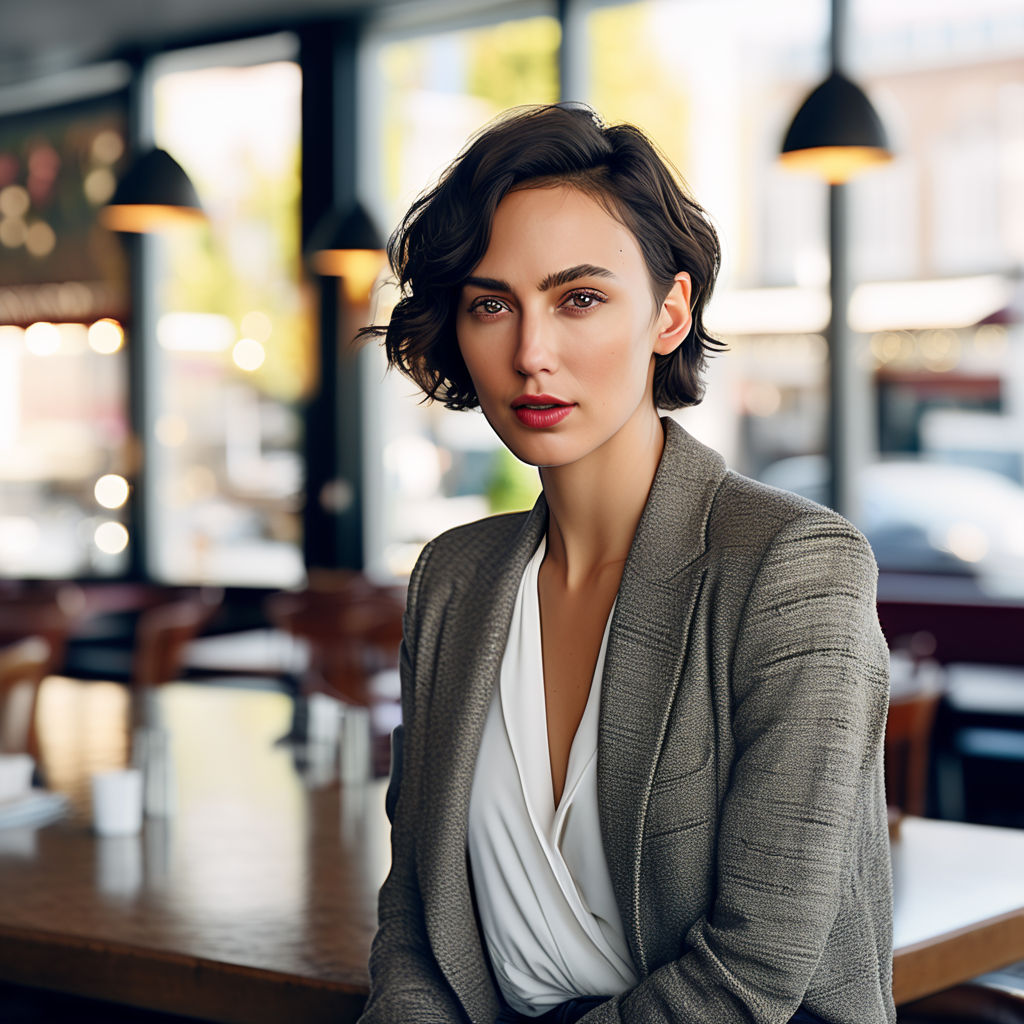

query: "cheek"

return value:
[457, 338, 500, 402]
[455, 326, 483, 377]
[574, 321, 655, 389]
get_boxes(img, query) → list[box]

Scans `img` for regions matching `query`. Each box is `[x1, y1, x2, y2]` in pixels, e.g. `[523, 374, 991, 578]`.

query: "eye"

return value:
[560, 289, 606, 313]
[468, 296, 510, 318]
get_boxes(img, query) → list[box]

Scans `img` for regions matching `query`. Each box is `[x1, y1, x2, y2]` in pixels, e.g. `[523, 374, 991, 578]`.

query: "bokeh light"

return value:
[232, 337, 266, 371]
[88, 318, 124, 354]
[94, 521, 130, 555]
[24, 322, 61, 356]
[94, 475, 130, 510]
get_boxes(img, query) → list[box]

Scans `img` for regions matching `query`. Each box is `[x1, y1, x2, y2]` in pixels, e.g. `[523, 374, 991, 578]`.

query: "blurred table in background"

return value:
[3, 677, 1024, 1021]
[183, 627, 309, 680]
[891, 815, 1024, 1005]
[0, 677, 386, 1023]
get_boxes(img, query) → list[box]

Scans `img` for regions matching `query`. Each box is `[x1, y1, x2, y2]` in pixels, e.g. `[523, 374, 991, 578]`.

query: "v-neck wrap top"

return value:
[467, 538, 638, 1016]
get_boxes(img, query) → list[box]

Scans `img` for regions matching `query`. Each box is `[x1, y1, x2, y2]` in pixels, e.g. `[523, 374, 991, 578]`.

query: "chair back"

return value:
[886, 644, 945, 817]
[0, 636, 51, 758]
[0, 583, 83, 676]
[886, 690, 942, 816]
[266, 579, 404, 706]
[132, 590, 224, 688]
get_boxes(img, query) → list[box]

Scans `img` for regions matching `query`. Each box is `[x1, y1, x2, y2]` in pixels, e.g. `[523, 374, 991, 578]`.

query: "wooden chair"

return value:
[0, 583, 83, 677]
[0, 636, 51, 761]
[886, 637, 945, 820]
[886, 688, 943, 817]
[132, 590, 224, 687]
[129, 590, 223, 731]
[266, 583, 404, 708]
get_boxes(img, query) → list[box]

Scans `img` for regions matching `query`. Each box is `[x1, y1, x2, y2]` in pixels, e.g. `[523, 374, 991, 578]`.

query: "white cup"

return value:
[91, 769, 143, 837]
[0, 754, 34, 802]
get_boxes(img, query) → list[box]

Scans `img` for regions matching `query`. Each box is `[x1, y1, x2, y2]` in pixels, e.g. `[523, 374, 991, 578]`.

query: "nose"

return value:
[513, 309, 557, 377]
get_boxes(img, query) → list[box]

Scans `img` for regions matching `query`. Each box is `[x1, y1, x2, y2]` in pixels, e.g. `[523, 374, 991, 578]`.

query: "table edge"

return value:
[0, 923, 368, 1024]
[892, 905, 1024, 1005]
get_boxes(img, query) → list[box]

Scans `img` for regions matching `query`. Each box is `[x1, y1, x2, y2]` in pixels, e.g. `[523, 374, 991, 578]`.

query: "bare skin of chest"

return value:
[537, 559, 622, 807]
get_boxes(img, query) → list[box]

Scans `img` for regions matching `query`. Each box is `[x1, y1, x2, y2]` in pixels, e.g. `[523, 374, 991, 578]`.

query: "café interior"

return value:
[1, 0, 1024, 1019]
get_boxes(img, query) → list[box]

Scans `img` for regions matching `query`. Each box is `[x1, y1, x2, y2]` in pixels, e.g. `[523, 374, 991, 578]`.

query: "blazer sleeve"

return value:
[581, 512, 891, 1024]
[357, 540, 470, 1024]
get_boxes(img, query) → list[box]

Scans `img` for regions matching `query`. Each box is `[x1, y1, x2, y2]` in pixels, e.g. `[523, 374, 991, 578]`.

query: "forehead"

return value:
[476, 184, 645, 277]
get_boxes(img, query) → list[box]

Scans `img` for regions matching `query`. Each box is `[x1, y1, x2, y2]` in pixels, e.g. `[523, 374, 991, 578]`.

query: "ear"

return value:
[654, 272, 693, 356]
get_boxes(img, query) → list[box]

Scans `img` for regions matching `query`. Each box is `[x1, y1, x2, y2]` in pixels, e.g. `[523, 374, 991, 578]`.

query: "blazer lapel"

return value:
[597, 418, 727, 976]
[417, 498, 547, 1021]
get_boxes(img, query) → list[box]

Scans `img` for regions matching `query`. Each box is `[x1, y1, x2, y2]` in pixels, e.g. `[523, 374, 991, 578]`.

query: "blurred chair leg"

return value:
[935, 748, 966, 820]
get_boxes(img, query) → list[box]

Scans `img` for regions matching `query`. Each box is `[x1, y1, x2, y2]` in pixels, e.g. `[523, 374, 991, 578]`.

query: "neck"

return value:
[539, 408, 665, 590]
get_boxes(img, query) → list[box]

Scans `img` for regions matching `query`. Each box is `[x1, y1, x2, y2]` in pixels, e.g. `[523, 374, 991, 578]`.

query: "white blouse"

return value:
[467, 538, 638, 1016]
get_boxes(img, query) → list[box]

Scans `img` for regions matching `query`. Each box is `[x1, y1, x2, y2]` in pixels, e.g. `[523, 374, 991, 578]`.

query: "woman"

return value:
[357, 104, 894, 1024]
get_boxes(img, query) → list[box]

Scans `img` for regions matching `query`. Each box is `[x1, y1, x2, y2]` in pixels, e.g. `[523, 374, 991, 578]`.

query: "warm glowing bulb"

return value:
[778, 145, 892, 185]
[94, 474, 129, 509]
[24, 321, 60, 356]
[91, 130, 124, 165]
[88, 318, 124, 354]
[25, 221, 56, 257]
[84, 168, 117, 205]
[100, 204, 205, 233]
[0, 185, 30, 218]
[311, 248, 384, 303]
[233, 338, 265, 372]
[94, 521, 129, 555]
[0, 218, 27, 248]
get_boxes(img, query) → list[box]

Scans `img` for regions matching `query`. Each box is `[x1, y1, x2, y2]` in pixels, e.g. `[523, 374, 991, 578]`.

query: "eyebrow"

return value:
[537, 264, 615, 291]
[462, 263, 616, 295]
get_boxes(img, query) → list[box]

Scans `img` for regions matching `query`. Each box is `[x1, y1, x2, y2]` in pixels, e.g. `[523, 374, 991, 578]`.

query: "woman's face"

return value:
[455, 184, 691, 470]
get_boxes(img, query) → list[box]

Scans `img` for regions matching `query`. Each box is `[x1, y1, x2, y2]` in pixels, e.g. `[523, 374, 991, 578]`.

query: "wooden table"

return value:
[0, 677, 387, 1023]
[3, 678, 1024, 1021]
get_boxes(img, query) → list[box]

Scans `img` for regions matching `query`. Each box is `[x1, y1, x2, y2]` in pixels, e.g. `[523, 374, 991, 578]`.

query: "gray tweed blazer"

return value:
[359, 418, 895, 1024]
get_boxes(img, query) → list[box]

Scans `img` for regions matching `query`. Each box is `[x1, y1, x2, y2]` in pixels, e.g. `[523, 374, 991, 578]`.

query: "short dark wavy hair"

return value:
[361, 103, 724, 411]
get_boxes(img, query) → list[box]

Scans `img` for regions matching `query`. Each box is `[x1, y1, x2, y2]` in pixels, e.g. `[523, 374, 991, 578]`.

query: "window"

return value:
[0, 83, 132, 578]
[149, 37, 310, 587]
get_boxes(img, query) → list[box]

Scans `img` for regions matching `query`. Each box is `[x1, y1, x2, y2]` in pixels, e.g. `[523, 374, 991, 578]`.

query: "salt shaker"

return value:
[339, 706, 371, 785]
[133, 726, 176, 818]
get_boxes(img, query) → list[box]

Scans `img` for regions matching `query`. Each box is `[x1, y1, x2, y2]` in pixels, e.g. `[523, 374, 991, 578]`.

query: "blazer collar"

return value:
[627, 416, 727, 582]
[596, 417, 727, 974]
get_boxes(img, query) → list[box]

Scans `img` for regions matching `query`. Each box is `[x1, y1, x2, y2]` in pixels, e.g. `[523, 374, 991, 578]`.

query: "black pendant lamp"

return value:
[308, 200, 386, 303]
[780, 71, 892, 184]
[779, 0, 892, 184]
[101, 147, 205, 233]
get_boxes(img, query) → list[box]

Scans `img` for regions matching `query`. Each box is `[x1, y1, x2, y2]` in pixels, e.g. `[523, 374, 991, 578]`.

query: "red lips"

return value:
[511, 394, 574, 429]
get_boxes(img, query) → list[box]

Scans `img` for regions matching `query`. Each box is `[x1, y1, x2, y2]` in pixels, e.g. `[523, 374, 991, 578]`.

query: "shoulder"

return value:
[703, 469, 878, 600]
[421, 509, 533, 575]
[430, 509, 532, 558]
[406, 508, 534, 606]
[710, 468, 873, 555]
